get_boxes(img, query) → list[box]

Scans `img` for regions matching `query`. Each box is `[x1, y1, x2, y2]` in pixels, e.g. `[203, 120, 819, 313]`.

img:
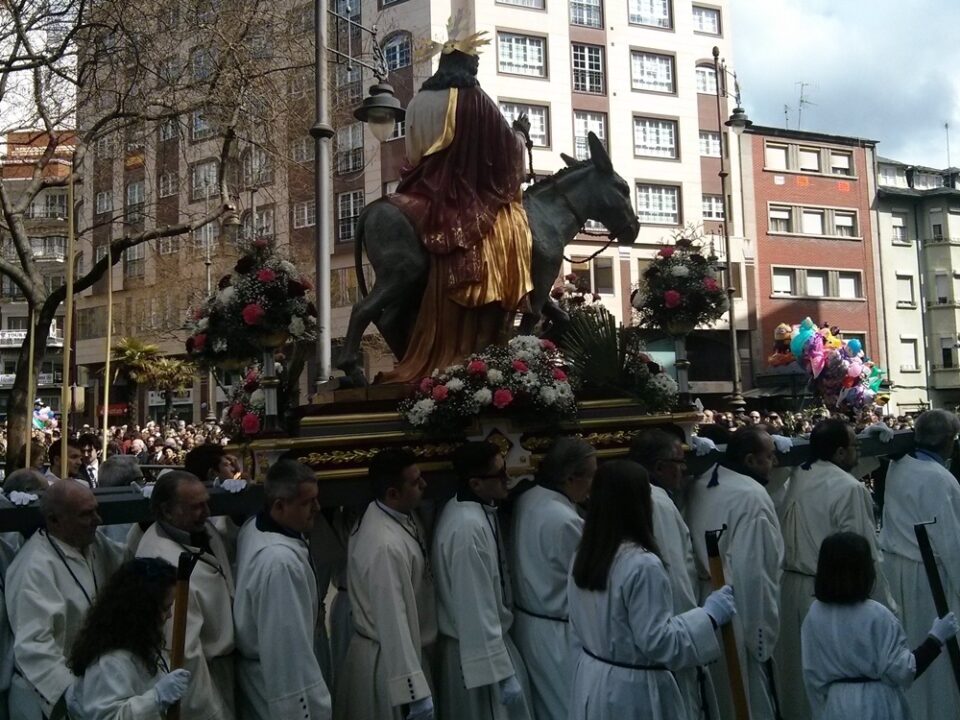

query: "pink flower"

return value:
[467, 359, 488, 375]
[253, 238, 269, 248]
[512, 359, 529, 373]
[564, 273, 578, 282]
[493, 388, 514, 409]
[658, 246, 675, 258]
[192, 333, 207, 351]
[552, 368, 568, 382]
[432, 385, 449, 401]
[540, 339, 557, 352]
[192, 307, 205, 321]
[664, 290, 682, 309]
[703, 277, 719, 291]
[550, 286, 565, 299]
[242, 303, 266, 325]
[229, 403, 245, 420]
[418, 377, 435, 394]
[241, 412, 261, 435]
[299, 276, 314, 291]
[256, 268, 276, 282]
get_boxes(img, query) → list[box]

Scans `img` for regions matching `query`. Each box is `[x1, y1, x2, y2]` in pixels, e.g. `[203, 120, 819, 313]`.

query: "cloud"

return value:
[731, 0, 960, 167]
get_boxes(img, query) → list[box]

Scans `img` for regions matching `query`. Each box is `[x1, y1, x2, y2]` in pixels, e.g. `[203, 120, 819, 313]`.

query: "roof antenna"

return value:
[783, 104, 790, 130]
[946, 122, 951, 168]
[796, 82, 817, 130]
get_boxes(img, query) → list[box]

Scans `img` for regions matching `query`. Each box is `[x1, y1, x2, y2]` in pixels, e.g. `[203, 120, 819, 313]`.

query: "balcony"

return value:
[0, 328, 64, 348]
[924, 236, 960, 246]
[0, 372, 60, 387]
[932, 364, 960, 389]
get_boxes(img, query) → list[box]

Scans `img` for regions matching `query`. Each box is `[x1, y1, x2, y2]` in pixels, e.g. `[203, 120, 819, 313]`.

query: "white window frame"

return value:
[702, 194, 724, 220]
[159, 118, 179, 142]
[95, 191, 113, 214]
[571, 44, 604, 94]
[191, 160, 218, 200]
[293, 200, 316, 229]
[192, 222, 219, 255]
[630, 51, 674, 93]
[799, 147, 821, 172]
[635, 183, 680, 225]
[573, 111, 606, 161]
[830, 151, 852, 176]
[692, 5, 720, 34]
[158, 172, 178, 198]
[772, 268, 795, 296]
[291, 136, 313, 163]
[125, 181, 145, 223]
[383, 33, 411, 71]
[497, 32, 547, 78]
[191, 110, 213, 140]
[769, 206, 792, 232]
[764, 143, 788, 170]
[337, 190, 365, 243]
[499, 102, 549, 147]
[497, 0, 544, 7]
[834, 211, 856, 237]
[336, 122, 364, 174]
[242, 146, 273, 187]
[837, 272, 862, 299]
[896, 274, 915, 306]
[805, 270, 828, 297]
[891, 213, 908, 243]
[570, 0, 602, 28]
[699, 130, 721, 157]
[801, 208, 824, 235]
[633, 116, 677, 159]
[124, 242, 145, 278]
[158, 236, 179, 255]
[900, 338, 919, 371]
[695, 66, 717, 94]
[628, 0, 671, 28]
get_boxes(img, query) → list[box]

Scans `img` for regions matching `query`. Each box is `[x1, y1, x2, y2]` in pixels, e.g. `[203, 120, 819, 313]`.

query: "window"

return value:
[193, 222, 219, 254]
[290, 4, 314, 32]
[293, 200, 316, 229]
[1, 277, 23, 300]
[570, 0, 602, 27]
[837, 272, 861, 299]
[159, 119, 179, 142]
[806, 270, 827, 297]
[897, 275, 915, 305]
[942, 338, 956, 369]
[95, 191, 113, 214]
[699, 131, 720, 157]
[158, 236, 179, 255]
[336, 123, 363, 174]
[498, 0, 544, 7]
[628, 0, 671, 27]
[390, 120, 406, 140]
[801, 209, 824, 235]
[834, 212, 856, 237]
[573, 111, 606, 161]
[891, 213, 907, 243]
[191, 110, 213, 140]
[936, 273, 950, 303]
[772, 268, 795, 295]
[337, 190, 364, 243]
[594, 257, 615, 294]
[240, 209, 274, 242]
[383, 33, 412, 71]
[6, 316, 29, 331]
[498, 33, 546, 77]
[695, 66, 717, 94]
[572, 44, 604, 94]
[769, 206, 792, 232]
[765, 143, 788, 170]
[242, 147, 273, 187]
[702, 194, 724, 220]
[631, 51, 674, 93]
[124, 242, 145, 278]
[291, 136, 313, 163]
[248, 26, 272, 59]
[692, 5, 720, 33]
[635, 184, 680, 225]
[915, 172, 944, 190]
[500, 103, 549, 147]
[830, 151, 852, 176]
[94, 135, 115, 158]
[633, 117, 677, 158]
[190, 47, 216, 80]
[125, 181, 145, 223]
[933, 223, 944, 241]
[384, 180, 400, 195]
[191, 160, 218, 199]
[158, 172, 178, 198]
[336, 64, 362, 104]
[799, 148, 821, 172]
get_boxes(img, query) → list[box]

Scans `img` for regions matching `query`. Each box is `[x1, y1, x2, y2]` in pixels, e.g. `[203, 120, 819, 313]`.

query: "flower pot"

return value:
[255, 330, 290, 349]
[665, 319, 696, 336]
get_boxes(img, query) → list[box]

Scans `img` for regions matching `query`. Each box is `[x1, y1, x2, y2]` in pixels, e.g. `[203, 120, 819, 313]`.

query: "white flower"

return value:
[407, 398, 436, 425]
[520, 373, 540, 388]
[650, 373, 678, 395]
[443, 364, 464, 374]
[280, 260, 298, 276]
[631, 291, 647, 310]
[213, 339, 227, 353]
[473, 388, 493, 406]
[196, 317, 209, 331]
[249, 389, 266, 408]
[445, 378, 465, 392]
[486, 369, 504, 384]
[288, 317, 306, 337]
[564, 282, 576, 292]
[669, 265, 691, 278]
[539, 386, 558, 405]
[217, 286, 236, 305]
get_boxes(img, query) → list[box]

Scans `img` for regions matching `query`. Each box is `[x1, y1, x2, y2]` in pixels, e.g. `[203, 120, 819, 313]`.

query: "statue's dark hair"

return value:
[421, 50, 480, 91]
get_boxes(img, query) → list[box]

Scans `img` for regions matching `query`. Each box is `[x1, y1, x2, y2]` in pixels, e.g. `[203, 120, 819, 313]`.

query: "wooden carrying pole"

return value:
[914, 519, 960, 693]
[24, 307, 37, 470]
[169, 551, 199, 720]
[705, 526, 749, 720]
[60, 173, 75, 480]
[101, 244, 113, 456]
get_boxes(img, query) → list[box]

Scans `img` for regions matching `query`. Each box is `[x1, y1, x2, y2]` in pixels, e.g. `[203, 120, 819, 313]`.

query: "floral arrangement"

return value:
[185, 239, 317, 368]
[399, 336, 577, 432]
[550, 272, 604, 317]
[631, 235, 728, 335]
[220, 365, 266, 439]
[779, 317, 887, 412]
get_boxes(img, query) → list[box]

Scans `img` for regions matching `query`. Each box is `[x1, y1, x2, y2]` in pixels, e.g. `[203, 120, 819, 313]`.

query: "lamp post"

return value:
[712, 46, 752, 412]
[311, 1, 405, 393]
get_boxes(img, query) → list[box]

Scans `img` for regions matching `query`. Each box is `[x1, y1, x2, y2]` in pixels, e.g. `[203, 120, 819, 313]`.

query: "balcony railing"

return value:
[0, 372, 60, 386]
[0, 328, 64, 347]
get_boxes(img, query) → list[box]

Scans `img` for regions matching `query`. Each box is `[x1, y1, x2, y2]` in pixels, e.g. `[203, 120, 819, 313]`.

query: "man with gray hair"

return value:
[233, 458, 331, 719]
[509, 436, 596, 720]
[880, 408, 960, 720]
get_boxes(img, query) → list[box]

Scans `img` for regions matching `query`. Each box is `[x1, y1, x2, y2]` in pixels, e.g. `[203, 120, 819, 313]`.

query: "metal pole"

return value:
[102, 242, 113, 456]
[713, 46, 745, 412]
[24, 307, 36, 470]
[60, 173, 75, 478]
[312, 0, 334, 393]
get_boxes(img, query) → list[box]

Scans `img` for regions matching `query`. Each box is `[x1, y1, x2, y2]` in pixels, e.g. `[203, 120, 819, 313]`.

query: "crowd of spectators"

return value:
[699, 406, 917, 438]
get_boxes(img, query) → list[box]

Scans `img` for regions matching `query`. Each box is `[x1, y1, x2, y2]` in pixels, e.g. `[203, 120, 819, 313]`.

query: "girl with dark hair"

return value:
[801, 532, 958, 719]
[66, 557, 192, 719]
[567, 460, 736, 720]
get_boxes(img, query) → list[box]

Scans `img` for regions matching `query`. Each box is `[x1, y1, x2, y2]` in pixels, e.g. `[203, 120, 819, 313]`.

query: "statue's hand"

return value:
[512, 113, 532, 141]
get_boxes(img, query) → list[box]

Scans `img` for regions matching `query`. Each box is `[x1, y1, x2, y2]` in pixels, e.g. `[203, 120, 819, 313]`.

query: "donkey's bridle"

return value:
[555, 184, 637, 263]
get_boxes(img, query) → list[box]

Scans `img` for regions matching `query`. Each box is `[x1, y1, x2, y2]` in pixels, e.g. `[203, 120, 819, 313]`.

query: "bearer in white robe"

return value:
[336, 449, 436, 720]
[510, 437, 595, 720]
[6, 481, 123, 718]
[879, 409, 960, 720]
[801, 531, 958, 720]
[136, 471, 236, 720]
[686, 428, 785, 720]
[630, 430, 716, 720]
[777, 419, 895, 720]
[433, 442, 534, 720]
[567, 459, 735, 720]
[234, 459, 331, 720]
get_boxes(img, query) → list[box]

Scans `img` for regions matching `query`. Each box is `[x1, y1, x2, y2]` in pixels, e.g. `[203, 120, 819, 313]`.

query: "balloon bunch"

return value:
[32, 400, 58, 431]
[784, 318, 886, 411]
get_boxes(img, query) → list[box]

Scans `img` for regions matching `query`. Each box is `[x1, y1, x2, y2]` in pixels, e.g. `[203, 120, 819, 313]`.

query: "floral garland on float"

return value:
[185, 239, 318, 369]
[220, 365, 267, 439]
[399, 336, 577, 432]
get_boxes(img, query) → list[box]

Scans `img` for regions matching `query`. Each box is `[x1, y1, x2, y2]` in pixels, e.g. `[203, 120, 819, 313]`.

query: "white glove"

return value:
[930, 612, 959, 646]
[220, 477, 247, 494]
[690, 435, 717, 457]
[703, 585, 736, 626]
[860, 422, 895, 444]
[497, 675, 522, 706]
[407, 695, 434, 720]
[771, 434, 793, 453]
[154, 669, 191, 710]
[138, 483, 154, 499]
[8, 491, 38, 506]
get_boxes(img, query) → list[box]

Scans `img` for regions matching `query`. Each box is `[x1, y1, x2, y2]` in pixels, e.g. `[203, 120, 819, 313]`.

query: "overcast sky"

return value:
[730, 0, 960, 167]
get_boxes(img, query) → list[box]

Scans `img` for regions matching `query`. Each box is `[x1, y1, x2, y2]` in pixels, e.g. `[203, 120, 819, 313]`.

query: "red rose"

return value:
[298, 276, 313, 291]
[467, 359, 488, 375]
[540, 339, 557, 352]
[550, 286, 565, 299]
[564, 272, 578, 282]
[432, 385, 449, 401]
[192, 307, 205, 321]
[658, 246, 675, 258]
[493, 388, 514, 409]
[229, 403, 245, 419]
[242, 303, 266, 325]
[704, 277, 720, 291]
[193, 333, 207, 351]
[512, 359, 529, 373]
[241, 412, 261, 435]
[552, 368, 568, 382]
[253, 238, 269, 248]
[243, 379, 259, 393]
[418, 377, 435, 394]
[664, 290, 682, 309]
[256, 268, 276, 282]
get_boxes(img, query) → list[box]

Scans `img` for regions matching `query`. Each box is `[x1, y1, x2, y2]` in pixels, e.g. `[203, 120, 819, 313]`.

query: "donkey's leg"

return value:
[337, 282, 397, 385]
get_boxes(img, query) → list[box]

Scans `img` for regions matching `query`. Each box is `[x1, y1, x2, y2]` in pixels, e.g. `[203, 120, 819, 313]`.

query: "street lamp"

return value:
[312, 1, 406, 392]
[712, 45, 751, 412]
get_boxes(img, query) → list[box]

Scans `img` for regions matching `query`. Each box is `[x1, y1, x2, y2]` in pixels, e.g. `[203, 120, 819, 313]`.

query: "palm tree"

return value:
[111, 337, 162, 426]
[147, 358, 199, 426]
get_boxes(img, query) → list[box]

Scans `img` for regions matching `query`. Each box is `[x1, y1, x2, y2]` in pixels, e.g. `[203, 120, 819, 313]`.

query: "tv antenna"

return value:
[783, 104, 790, 130]
[796, 82, 817, 130]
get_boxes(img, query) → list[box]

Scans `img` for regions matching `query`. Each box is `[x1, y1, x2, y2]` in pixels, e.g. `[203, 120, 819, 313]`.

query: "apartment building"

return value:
[740, 126, 888, 407]
[75, 0, 751, 421]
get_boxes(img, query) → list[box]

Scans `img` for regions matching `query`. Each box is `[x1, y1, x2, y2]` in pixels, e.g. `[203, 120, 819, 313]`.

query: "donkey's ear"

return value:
[588, 132, 613, 174]
[560, 152, 578, 167]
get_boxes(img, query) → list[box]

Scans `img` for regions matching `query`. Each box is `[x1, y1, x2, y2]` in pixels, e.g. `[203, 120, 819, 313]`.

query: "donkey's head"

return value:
[559, 132, 640, 245]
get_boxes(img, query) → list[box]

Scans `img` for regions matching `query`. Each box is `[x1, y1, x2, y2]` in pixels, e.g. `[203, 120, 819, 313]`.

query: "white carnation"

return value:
[651, 373, 678, 395]
[631, 291, 647, 310]
[538, 386, 558, 405]
[249, 389, 266, 408]
[288, 316, 306, 337]
[473, 388, 493, 406]
[669, 265, 690, 278]
[407, 398, 436, 425]
[445, 378, 465, 392]
[280, 260, 298, 275]
[555, 382, 574, 400]
[197, 317, 209, 331]
[213, 339, 228, 353]
[217, 286, 236, 305]
[486, 369, 504, 384]
[443, 364, 464, 374]
[520, 373, 540, 388]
